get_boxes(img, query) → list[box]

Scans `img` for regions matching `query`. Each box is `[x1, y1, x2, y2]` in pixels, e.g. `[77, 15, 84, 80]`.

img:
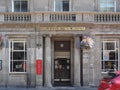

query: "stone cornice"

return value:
[0, 23, 93, 28]
[0, 23, 120, 30]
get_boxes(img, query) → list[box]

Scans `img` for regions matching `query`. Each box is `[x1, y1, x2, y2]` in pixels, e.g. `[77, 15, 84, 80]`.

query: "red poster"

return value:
[36, 60, 42, 75]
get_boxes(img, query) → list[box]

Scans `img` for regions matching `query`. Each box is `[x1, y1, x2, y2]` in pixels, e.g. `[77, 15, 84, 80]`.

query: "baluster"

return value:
[61, 14, 63, 21]
[4, 14, 6, 21]
[21, 15, 23, 21]
[13, 15, 14, 21]
[24, 15, 26, 21]
[115, 14, 117, 22]
[66, 14, 68, 21]
[110, 14, 112, 22]
[94, 14, 96, 22]
[118, 14, 120, 22]
[102, 14, 105, 22]
[69, 14, 72, 21]
[95, 14, 98, 22]
[99, 14, 101, 22]
[105, 14, 107, 22]
[51, 14, 53, 21]
[58, 14, 60, 21]
[64, 14, 67, 21]
[113, 14, 115, 22]
[27, 15, 30, 21]
[8, 14, 9, 21]
[60, 14, 62, 21]
[53, 14, 55, 21]
[56, 14, 58, 21]
[49, 14, 51, 21]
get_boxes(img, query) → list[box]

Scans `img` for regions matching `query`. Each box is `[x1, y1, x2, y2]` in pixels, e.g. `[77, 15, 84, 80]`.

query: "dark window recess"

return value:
[12, 52, 26, 60]
[63, 0, 69, 11]
[13, 61, 26, 72]
[21, 1, 28, 12]
[72, 14, 76, 21]
[14, 1, 21, 12]
[14, 42, 24, 50]
[14, 1, 28, 12]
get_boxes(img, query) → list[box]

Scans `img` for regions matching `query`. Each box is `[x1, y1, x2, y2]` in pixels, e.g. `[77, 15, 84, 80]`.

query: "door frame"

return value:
[51, 37, 74, 86]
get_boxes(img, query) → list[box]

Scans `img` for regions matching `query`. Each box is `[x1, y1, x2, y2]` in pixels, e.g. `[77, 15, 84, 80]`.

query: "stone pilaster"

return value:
[44, 35, 52, 87]
[74, 35, 81, 86]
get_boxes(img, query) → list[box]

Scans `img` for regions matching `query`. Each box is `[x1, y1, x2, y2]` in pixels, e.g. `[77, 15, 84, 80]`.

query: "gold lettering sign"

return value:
[40, 27, 85, 31]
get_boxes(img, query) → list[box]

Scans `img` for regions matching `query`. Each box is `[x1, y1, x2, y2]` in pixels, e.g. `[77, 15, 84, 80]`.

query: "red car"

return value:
[98, 70, 120, 90]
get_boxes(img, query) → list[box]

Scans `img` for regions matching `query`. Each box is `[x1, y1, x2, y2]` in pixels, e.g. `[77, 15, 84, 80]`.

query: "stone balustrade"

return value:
[0, 12, 120, 23]
[49, 12, 76, 22]
[4, 12, 31, 22]
[94, 12, 120, 22]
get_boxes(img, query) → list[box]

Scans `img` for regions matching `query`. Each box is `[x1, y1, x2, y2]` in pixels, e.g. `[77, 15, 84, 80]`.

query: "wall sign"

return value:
[36, 60, 42, 75]
[40, 27, 85, 31]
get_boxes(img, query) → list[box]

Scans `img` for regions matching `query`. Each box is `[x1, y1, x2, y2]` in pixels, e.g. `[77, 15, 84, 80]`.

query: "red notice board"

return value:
[36, 60, 42, 75]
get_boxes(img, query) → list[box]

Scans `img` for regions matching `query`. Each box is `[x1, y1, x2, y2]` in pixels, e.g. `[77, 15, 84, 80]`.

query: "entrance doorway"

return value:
[54, 41, 71, 86]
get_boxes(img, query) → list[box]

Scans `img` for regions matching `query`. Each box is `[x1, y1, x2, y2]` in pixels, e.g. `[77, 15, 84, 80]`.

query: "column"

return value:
[44, 35, 52, 87]
[36, 35, 43, 86]
[74, 35, 81, 86]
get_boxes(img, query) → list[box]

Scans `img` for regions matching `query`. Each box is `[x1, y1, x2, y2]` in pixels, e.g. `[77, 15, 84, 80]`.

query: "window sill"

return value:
[9, 72, 27, 75]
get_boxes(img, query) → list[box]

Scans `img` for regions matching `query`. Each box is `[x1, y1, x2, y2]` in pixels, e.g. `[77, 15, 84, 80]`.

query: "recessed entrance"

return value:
[54, 41, 71, 86]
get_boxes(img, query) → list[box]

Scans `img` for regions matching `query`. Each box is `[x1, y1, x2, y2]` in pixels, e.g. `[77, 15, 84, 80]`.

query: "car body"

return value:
[98, 71, 120, 90]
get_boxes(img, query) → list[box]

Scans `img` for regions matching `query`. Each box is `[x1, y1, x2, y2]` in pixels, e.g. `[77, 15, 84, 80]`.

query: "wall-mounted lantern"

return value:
[36, 28, 42, 49]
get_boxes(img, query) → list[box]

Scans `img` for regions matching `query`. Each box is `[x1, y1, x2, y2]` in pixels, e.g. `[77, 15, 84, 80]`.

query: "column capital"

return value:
[74, 34, 82, 37]
[43, 34, 52, 38]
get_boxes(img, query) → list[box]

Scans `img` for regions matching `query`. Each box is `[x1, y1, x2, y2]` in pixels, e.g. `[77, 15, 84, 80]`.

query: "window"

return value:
[9, 40, 27, 72]
[14, 0, 28, 12]
[55, 0, 70, 11]
[99, 0, 115, 12]
[102, 40, 119, 72]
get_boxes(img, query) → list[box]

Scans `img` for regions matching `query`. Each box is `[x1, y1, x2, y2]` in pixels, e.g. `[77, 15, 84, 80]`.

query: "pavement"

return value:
[0, 86, 97, 90]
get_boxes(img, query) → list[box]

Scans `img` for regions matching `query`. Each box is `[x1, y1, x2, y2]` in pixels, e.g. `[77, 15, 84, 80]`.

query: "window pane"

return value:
[63, 0, 69, 11]
[21, 1, 28, 12]
[100, 3, 107, 8]
[104, 61, 118, 70]
[55, 0, 62, 11]
[100, 0, 106, 3]
[104, 42, 115, 50]
[109, 51, 115, 60]
[14, 0, 28, 12]
[108, 7, 114, 12]
[13, 61, 25, 72]
[55, 0, 70, 11]
[100, 0, 115, 12]
[108, 3, 114, 7]
[13, 52, 26, 60]
[14, 1, 20, 12]
[14, 42, 24, 50]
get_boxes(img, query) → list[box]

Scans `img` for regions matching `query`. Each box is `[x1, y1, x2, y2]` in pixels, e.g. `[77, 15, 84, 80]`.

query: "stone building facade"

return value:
[0, 0, 120, 88]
